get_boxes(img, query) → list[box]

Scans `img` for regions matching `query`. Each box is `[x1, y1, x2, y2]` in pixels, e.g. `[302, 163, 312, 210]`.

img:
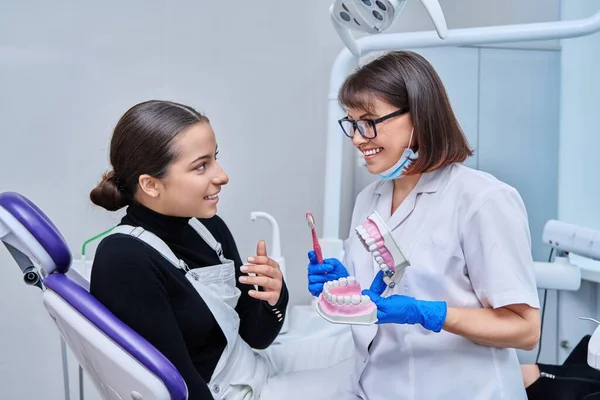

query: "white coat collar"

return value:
[373, 165, 451, 197]
[372, 165, 452, 231]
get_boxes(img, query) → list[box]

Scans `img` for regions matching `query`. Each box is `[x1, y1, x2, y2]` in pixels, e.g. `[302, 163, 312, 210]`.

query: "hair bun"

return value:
[90, 170, 130, 211]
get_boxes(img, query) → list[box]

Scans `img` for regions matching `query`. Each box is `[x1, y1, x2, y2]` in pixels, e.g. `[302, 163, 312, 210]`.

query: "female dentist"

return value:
[308, 51, 541, 399]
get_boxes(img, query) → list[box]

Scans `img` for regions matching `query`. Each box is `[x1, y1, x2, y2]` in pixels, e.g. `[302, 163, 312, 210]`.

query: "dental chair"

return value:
[0, 191, 188, 400]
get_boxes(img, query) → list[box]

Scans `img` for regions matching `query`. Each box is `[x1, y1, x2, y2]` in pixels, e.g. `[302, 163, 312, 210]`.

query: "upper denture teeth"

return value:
[339, 277, 347, 286]
[372, 250, 381, 257]
[380, 263, 389, 272]
[375, 256, 384, 263]
[369, 244, 377, 251]
[347, 276, 356, 284]
[365, 238, 375, 246]
[333, 280, 340, 287]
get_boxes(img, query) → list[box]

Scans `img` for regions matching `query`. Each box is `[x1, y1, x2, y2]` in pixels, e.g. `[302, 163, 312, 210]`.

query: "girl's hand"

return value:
[239, 240, 283, 306]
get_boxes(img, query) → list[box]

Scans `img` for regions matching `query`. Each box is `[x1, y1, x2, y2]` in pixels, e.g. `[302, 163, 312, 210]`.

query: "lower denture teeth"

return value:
[369, 244, 377, 251]
[315, 275, 378, 325]
[372, 250, 381, 257]
[375, 256, 383, 263]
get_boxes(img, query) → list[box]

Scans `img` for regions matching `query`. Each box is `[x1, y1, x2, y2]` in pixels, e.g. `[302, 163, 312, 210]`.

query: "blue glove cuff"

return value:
[416, 300, 447, 333]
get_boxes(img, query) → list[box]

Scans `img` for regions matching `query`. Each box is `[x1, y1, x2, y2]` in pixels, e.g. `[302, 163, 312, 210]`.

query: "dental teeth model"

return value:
[314, 211, 409, 325]
[315, 276, 378, 325]
[355, 211, 410, 293]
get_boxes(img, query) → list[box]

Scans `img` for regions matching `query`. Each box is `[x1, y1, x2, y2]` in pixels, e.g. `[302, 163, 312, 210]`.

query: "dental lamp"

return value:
[330, 0, 448, 56]
[542, 219, 600, 372]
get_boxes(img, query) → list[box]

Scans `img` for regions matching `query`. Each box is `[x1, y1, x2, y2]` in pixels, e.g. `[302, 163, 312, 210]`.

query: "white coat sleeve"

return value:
[460, 185, 540, 310]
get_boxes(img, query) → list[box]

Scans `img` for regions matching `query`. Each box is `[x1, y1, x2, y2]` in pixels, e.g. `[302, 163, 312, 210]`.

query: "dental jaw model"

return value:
[307, 211, 378, 325]
[316, 276, 378, 325]
[310, 211, 410, 325]
[311, 211, 409, 325]
[355, 211, 410, 298]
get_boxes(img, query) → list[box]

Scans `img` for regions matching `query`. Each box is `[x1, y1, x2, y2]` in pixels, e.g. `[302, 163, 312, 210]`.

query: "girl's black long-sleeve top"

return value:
[90, 202, 289, 400]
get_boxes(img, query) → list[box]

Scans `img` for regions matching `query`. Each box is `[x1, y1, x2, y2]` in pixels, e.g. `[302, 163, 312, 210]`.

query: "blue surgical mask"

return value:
[378, 129, 416, 181]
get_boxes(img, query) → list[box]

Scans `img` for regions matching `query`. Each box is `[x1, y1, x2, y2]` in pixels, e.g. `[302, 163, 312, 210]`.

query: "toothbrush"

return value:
[305, 211, 324, 264]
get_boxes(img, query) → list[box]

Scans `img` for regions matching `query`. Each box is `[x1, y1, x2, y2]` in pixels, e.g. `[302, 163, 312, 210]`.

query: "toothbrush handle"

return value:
[312, 232, 324, 264]
[314, 244, 324, 264]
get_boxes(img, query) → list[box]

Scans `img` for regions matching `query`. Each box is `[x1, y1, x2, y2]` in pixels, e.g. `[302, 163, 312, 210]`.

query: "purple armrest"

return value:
[0, 191, 188, 400]
[45, 274, 188, 400]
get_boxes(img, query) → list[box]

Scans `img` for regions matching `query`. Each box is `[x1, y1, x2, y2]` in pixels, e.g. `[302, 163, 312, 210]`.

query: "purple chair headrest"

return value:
[0, 192, 71, 273]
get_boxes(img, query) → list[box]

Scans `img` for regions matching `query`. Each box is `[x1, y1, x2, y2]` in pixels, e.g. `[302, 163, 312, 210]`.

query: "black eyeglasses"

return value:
[338, 108, 409, 139]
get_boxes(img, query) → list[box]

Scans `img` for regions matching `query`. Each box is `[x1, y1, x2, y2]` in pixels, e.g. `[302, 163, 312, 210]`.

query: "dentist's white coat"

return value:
[342, 163, 540, 400]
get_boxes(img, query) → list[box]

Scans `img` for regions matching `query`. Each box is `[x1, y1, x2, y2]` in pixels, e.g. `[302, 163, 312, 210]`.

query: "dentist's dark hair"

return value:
[338, 50, 473, 175]
[90, 100, 209, 211]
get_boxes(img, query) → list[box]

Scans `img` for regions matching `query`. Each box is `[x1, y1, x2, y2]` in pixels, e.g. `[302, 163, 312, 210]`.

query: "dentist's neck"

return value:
[393, 173, 421, 193]
[391, 173, 421, 215]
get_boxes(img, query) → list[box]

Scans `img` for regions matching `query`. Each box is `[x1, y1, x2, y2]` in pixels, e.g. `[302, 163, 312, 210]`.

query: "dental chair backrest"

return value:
[0, 192, 188, 400]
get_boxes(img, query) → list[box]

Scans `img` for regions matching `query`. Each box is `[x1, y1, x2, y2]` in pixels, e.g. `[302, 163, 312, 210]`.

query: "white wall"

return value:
[0, 1, 560, 399]
[558, 1, 600, 241]
[555, 0, 600, 363]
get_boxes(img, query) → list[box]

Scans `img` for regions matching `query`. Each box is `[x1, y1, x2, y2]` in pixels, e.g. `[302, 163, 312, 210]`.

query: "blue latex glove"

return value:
[362, 271, 447, 333]
[307, 251, 349, 296]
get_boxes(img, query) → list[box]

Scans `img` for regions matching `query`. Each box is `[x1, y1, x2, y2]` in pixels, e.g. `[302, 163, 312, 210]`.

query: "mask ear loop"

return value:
[407, 128, 415, 151]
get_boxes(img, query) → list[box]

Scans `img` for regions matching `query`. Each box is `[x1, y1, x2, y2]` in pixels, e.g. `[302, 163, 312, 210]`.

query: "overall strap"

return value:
[109, 225, 189, 271]
[188, 219, 227, 263]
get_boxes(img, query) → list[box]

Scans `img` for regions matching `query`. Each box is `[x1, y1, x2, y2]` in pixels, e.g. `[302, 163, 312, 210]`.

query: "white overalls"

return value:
[342, 164, 540, 400]
[112, 218, 354, 400]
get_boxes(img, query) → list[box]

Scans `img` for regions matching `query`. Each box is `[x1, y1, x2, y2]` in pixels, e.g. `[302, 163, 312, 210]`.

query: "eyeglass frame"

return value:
[338, 108, 409, 139]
